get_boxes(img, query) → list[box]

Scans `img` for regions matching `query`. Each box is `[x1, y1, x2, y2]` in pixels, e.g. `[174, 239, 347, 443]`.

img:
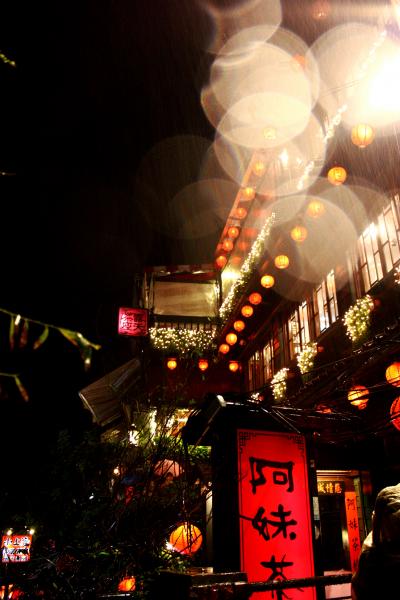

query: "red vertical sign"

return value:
[118, 307, 148, 336]
[238, 430, 316, 600]
[345, 491, 361, 572]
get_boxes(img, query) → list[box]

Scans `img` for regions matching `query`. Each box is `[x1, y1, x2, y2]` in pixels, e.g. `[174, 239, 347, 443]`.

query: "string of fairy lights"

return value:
[149, 327, 217, 356]
[343, 295, 375, 343]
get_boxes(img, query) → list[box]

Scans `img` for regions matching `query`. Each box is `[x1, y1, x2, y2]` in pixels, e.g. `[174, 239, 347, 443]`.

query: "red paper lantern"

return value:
[261, 274, 275, 288]
[169, 523, 203, 555]
[274, 254, 290, 269]
[234, 206, 247, 219]
[118, 577, 136, 592]
[222, 238, 234, 252]
[219, 343, 230, 354]
[242, 186, 255, 201]
[233, 320, 245, 332]
[327, 166, 347, 186]
[198, 358, 209, 372]
[307, 199, 325, 218]
[241, 305, 254, 318]
[351, 123, 374, 148]
[249, 292, 262, 305]
[290, 225, 308, 243]
[348, 385, 369, 409]
[226, 332, 238, 346]
[390, 397, 400, 431]
[386, 362, 400, 387]
[227, 226, 240, 239]
[167, 358, 178, 371]
[229, 361, 240, 372]
[215, 255, 227, 269]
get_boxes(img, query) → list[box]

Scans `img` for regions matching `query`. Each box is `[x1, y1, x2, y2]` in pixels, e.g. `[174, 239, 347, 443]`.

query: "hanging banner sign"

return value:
[118, 307, 148, 336]
[237, 429, 316, 600]
[1, 534, 32, 562]
[345, 491, 361, 572]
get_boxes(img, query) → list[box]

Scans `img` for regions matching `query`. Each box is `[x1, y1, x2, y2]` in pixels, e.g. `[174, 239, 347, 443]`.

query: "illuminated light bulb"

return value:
[167, 358, 178, 371]
[222, 239, 234, 252]
[290, 225, 308, 243]
[226, 332, 238, 346]
[233, 320, 245, 332]
[347, 385, 369, 408]
[241, 305, 254, 318]
[229, 361, 240, 372]
[219, 343, 230, 354]
[351, 124, 374, 148]
[261, 274, 275, 288]
[306, 200, 325, 218]
[327, 166, 347, 186]
[234, 206, 247, 219]
[274, 254, 290, 269]
[253, 160, 266, 176]
[198, 358, 209, 372]
[227, 226, 240, 239]
[249, 292, 262, 305]
[242, 186, 255, 201]
[215, 255, 227, 269]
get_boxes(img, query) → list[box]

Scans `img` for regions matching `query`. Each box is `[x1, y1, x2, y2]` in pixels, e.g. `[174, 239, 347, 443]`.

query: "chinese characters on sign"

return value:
[344, 491, 361, 572]
[1, 534, 32, 562]
[118, 307, 148, 337]
[238, 430, 315, 600]
[317, 481, 344, 495]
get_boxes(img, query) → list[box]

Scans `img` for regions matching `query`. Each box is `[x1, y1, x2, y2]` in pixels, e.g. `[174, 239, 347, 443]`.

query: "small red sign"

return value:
[1, 534, 32, 562]
[238, 430, 316, 599]
[345, 491, 361, 572]
[118, 307, 148, 336]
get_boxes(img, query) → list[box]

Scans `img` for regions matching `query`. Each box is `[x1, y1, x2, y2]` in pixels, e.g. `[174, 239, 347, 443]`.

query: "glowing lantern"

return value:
[253, 160, 266, 176]
[242, 186, 255, 201]
[233, 320, 245, 332]
[292, 54, 306, 70]
[235, 206, 247, 219]
[169, 523, 203, 555]
[222, 239, 234, 252]
[274, 254, 290, 269]
[311, 0, 331, 19]
[261, 274, 275, 288]
[386, 362, 400, 387]
[215, 255, 227, 269]
[249, 292, 262, 305]
[229, 361, 240, 372]
[167, 358, 178, 371]
[306, 200, 325, 218]
[198, 358, 209, 372]
[226, 332, 238, 345]
[118, 577, 136, 592]
[327, 166, 347, 186]
[227, 226, 240, 239]
[390, 397, 400, 431]
[348, 385, 369, 409]
[290, 225, 308, 243]
[241, 305, 254, 318]
[316, 404, 332, 413]
[351, 123, 374, 148]
[219, 343, 230, 354]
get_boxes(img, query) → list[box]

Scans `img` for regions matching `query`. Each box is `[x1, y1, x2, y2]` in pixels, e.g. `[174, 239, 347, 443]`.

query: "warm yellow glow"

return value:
[219, 343, 230, 354]
[249, 292, 262, 305]
[234, 206, 247, 219]
[306, 199, 325, 218]
[290, 225, 308, 243]
[348, 385, 369, 408]
[229, 361, 240, 372]
[241, 305, 254, 318]
[274, 254, 290, 269]
[368, 53, 400, 114]
[215, 255, 227, 269]
[386, 362, 400, 387]
[222, 238, 234, 252]
[167, 358, 178, 370]
[253, 160, 266, 176]
[242, 186, 256, 201]
[198, 358, 209, 372]
[351, 123, 374, 148]
[327, 166, 347, 186]
[279, 148, 289, 168]
[226, 332, 238, 345]
[261, 274, 275, 288]
[227, 226, 240, 239]
[233, 320, 245, 332]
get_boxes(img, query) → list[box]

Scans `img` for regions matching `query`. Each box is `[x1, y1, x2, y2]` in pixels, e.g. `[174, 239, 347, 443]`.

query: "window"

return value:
[312, 270, 339, 336]
[262, 338, 274, 382]
[248, 350, 262, 391]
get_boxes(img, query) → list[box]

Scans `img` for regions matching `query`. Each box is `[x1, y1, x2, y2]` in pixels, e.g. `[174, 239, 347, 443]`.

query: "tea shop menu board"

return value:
[237, 430, 316, 600]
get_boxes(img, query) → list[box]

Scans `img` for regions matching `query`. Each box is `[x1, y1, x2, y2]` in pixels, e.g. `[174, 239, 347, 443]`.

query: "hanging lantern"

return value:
[311, 0, 331, 19]
[253, 160, 266, 176]
[198, 358, 209, 372]
[274, 254, 290, 269]
[229, 361, 240, 372]
[234, 206, 247, 219]
[390, 397, 400, 431]
[292, 54, 306, 70]
[348, 385, 369, 409]
[351, 123, 374, 148]
[386, 362, 400, 387]
[169, 523, 203, 555]
[118, 577, 136, 592]
[215, 255, 227, 269]
[261, 274, 275, 288]
[226, 332, 238, 345]
[219, 343, 230, 354]
[166, 358, 178, 371]
[249, 292, 262, 305]
[290, 225, 308, 243]
[222, 238, 234, 252]
[306, 199, 325, 218]
[316, 403, 332, 413]
[327, 166, 347, 186]
[233, 320, 245, 332]
[242, 186, 256, 201]
[227, 226, 240, 239]
[241, 305, 254, 318]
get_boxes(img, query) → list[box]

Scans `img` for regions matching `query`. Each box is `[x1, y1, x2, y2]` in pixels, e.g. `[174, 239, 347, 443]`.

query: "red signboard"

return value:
[345, 491, 361, 572]
[118, 307, 148, 336]
[238, 429, 315, 600]
[1, 534, 32, 562]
